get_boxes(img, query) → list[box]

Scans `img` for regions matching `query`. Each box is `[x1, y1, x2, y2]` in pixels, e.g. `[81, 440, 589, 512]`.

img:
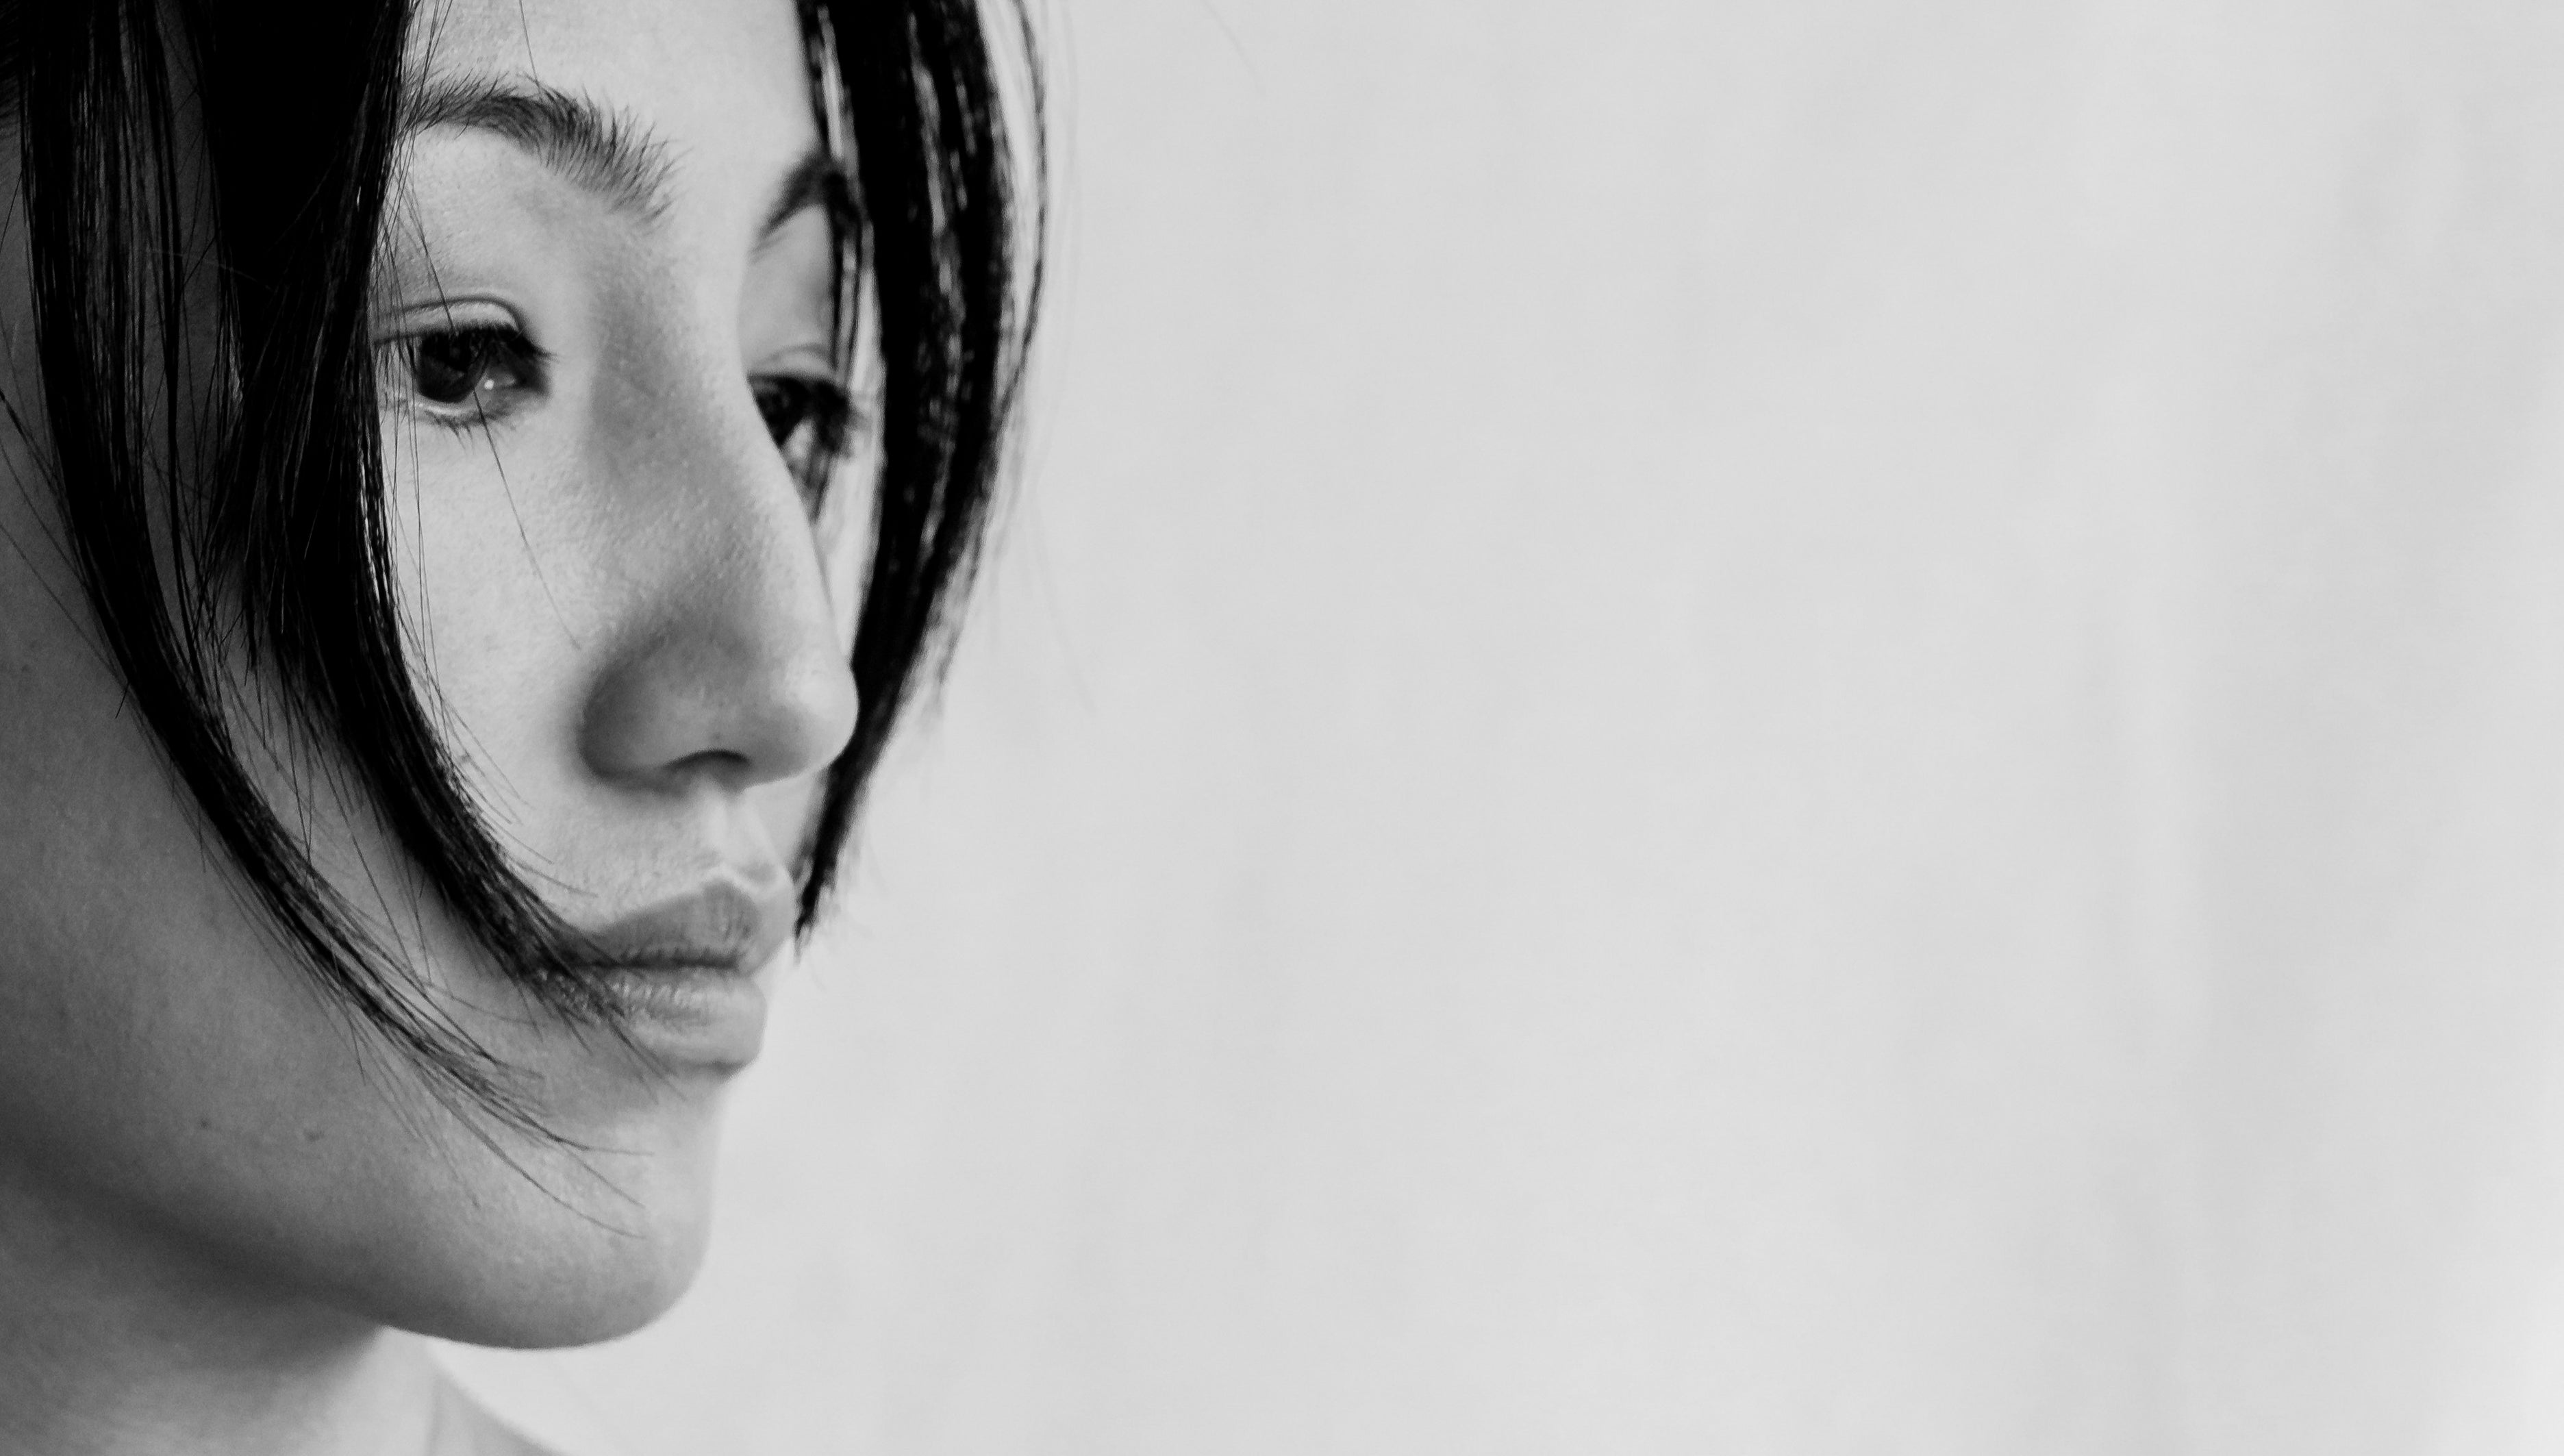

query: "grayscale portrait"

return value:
[6, 2, 2562, 1454]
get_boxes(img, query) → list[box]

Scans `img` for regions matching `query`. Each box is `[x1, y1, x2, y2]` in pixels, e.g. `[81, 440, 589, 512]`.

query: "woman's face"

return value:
[0, 0, 860, 1344]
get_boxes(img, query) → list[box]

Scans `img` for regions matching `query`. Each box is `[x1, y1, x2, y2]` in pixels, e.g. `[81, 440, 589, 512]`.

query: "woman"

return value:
[0, 0, 1037, 1449]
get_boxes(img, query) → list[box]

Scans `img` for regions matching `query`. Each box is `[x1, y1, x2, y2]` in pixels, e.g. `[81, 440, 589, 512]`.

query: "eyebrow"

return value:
[402, 77, 677, 224]
[402, 75, 851, 244]
[758, 147, 852, 242]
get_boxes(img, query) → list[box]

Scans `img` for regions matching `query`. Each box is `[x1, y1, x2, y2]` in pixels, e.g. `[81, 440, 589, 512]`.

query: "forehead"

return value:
[405, 0, 816, 201]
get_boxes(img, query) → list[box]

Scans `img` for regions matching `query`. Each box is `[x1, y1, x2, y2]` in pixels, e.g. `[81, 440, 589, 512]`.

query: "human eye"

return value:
[377, 315, 553, 430]
[749, 371, 864, 505]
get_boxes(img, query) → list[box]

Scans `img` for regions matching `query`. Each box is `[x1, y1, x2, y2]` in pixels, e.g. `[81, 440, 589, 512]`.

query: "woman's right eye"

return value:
[385, 324, 551, 425]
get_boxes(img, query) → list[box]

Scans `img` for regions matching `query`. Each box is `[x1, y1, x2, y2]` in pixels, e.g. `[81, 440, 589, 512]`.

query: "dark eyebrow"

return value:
[401, 77, 676, 225]
[757, 146, 853, 244]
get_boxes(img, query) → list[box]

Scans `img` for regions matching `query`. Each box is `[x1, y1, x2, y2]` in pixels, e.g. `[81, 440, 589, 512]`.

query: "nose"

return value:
[578, 395, 859, 794]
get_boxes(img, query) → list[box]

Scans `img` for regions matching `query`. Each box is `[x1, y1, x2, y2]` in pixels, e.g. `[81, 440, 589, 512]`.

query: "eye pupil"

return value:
[411, 330, 524, 407]
[750, 375, 860, 512]
[753, 375, 854, 453]
[754, 377, 810, 444]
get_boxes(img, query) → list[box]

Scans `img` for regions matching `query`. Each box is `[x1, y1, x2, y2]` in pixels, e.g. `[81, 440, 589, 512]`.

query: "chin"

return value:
[352, 1088, 734, 1350]
[451, 1225, 717, 1351]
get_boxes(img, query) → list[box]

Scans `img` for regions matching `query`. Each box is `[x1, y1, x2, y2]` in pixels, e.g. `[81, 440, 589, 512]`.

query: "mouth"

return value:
[568, 875, 797, 1070]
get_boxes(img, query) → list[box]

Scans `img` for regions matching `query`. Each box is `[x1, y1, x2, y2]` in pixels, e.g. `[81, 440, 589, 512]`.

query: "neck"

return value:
[0, 1165, 458, 1456]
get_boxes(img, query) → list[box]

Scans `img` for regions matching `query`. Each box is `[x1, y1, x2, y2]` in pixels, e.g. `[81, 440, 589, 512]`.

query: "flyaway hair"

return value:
[3, 0, 1040, 1129]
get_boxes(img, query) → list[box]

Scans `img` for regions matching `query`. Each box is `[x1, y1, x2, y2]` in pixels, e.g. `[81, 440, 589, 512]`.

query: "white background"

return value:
[446, 0, 2564, 1450]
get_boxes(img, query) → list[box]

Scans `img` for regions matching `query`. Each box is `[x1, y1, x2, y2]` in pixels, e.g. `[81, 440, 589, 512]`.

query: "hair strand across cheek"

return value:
[9, 0, 1044, 1133]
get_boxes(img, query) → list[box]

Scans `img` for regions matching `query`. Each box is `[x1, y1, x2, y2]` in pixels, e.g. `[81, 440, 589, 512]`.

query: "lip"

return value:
[567, 875, 797, 1070]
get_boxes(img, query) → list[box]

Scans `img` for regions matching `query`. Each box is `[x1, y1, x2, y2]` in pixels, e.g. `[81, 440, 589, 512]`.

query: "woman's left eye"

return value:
[751, 374, 857, 492]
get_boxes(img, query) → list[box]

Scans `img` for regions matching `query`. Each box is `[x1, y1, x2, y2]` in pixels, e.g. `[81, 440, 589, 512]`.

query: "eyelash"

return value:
[381, 323, 553, 430]
[379, 321, 866, 507]
[751, 374, 862, 502]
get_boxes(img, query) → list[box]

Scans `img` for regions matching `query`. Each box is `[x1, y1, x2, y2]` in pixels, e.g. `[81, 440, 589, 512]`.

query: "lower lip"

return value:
[594, 966, 771, 1070]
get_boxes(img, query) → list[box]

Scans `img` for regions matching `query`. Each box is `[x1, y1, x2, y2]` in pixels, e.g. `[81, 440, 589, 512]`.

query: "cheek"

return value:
[0, 429, 291, 1196]
[0, 481, 719, 1344]
[0, 473, 440, 1312]
[0, 388, 729, 1346]
[383, 404, 602, 801]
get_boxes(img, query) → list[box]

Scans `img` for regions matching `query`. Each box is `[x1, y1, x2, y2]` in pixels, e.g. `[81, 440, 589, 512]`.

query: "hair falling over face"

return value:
[3, 0, 1042, 1127]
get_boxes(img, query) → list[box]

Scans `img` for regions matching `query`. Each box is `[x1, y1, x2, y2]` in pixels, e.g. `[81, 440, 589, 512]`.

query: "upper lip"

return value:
[567, 873, 798, 975]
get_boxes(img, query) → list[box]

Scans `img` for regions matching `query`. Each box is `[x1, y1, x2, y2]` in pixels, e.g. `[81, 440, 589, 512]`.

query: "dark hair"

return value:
[8, 0, 1040, 1127]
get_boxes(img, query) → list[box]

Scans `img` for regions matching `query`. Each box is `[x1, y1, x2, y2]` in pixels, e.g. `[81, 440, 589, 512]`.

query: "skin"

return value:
[0, 0, 868, 1450]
